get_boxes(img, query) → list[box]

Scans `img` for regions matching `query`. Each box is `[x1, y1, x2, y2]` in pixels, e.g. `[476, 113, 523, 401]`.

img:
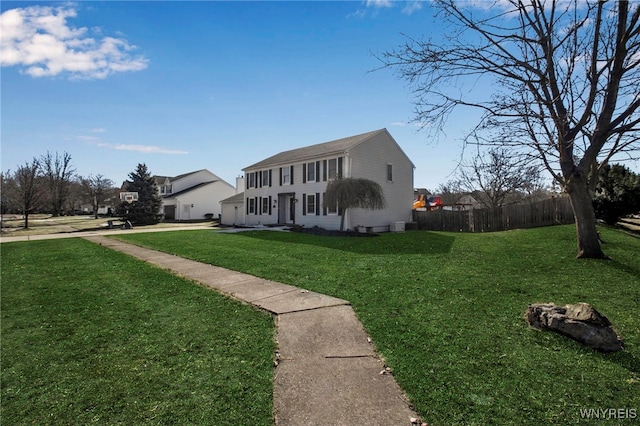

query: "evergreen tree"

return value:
[593, 164, 640, 225]
[122, 163, 162, 225]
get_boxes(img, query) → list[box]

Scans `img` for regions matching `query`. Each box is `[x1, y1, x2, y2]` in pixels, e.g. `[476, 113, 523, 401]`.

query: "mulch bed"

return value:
[288, 225, 379, 237]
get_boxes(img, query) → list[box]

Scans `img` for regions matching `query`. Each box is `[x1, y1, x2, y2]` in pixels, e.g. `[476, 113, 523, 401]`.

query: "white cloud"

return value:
[352, 1, 425, 18]
[402, 1, 423, 15]
[0, 5, 148, 79]
[365, 0, 394, 8]
[98, 143, 188, 155]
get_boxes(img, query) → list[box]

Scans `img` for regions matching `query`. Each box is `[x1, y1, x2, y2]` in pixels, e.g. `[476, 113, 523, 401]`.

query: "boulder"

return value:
[525, 303, 623, 352]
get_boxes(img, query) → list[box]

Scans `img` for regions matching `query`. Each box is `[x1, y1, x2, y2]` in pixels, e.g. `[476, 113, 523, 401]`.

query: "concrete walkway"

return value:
[0, 224, 216, 243]
[81, 235, 419, 425]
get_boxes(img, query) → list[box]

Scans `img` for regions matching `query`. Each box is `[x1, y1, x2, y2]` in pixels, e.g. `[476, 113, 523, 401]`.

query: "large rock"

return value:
[525, 303, 623, 352]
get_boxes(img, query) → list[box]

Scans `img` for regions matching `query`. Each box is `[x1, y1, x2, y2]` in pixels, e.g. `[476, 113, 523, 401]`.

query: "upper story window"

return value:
[307, 162, 316, 182]
[282, 166, 290, 184]
[328, 158, 338, 180]
[160, 185, 172, 194]
[247, 172, 256, 188]
[387, 164, 393, 182]
[262, 170, 270, 187]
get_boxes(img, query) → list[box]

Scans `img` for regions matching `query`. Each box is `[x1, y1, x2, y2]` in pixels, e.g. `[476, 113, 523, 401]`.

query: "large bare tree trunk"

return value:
[565, 178, 607, 259]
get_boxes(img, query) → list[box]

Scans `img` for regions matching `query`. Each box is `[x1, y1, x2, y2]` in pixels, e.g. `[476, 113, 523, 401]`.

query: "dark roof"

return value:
[153, 169, 209, 183]
[220, 192, 245, 204]
[243, 129, 387, 171]
[162, 181, 217, 198]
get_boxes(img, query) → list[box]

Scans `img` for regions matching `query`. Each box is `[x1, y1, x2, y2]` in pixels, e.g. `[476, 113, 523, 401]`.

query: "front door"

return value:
[278, 193, 295, 225]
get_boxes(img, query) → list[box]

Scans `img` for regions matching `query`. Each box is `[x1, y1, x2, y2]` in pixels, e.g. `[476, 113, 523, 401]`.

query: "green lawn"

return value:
[114, 225, 640, 425]
[1, 239, 275, 425]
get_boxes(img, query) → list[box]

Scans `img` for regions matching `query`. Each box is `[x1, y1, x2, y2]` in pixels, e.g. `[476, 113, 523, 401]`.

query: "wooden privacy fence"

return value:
[413, 197, 575, 232]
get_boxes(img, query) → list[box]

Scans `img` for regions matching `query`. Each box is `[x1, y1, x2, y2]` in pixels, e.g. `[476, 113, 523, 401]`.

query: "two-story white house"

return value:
[154, 169, 236, 221]
[239, 128, 415, 231]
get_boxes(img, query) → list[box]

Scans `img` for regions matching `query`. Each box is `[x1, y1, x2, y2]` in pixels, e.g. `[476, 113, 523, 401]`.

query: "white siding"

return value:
[172, 181, 235, 220]
[348, 132, 414, 230]
[221, 201, 245, 226]
[244, 163, 342, 229]
[160, 170, 236, 221]
[243, 131, 413, 231]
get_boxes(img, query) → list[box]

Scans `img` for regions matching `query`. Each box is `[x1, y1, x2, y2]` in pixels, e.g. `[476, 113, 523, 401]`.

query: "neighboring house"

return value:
[154, 169, 236, 221]
[239, 128, 415, 231]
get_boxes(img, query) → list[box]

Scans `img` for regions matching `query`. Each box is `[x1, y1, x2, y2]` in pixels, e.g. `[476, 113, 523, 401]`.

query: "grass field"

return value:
[0, 214, 215, 237]
[113, 225, 640, 425]
[1, 239, 275, 425]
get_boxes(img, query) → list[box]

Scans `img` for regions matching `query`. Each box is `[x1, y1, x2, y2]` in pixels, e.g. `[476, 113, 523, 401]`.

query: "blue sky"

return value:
[2, 1, 483, 190]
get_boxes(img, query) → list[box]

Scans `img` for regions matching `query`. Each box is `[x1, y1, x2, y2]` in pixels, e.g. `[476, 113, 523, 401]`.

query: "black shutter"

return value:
[268, 196, 272, 215]
[316, 161, 320, 182]
[246, 175, 249, 189]
[269, 169, 273, 187]
[323, 160, 327, 181]
[302, 193, 307, 216]
[338, 157, 343, 178]
[302, 163, 307, 183]
[254, 197, 258, 215]
[290, 165, 294, 184]
[279, 167, 283, 186]
[246, 197, 249, 215]
[315, 192, 320, 215]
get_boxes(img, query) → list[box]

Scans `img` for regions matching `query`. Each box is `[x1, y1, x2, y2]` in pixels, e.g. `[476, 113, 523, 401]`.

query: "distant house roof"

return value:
[243, 129, 392, 170]
[153, 169, 209, 184]
[220, 192, 245, 204]
[162, 181, 217, 198]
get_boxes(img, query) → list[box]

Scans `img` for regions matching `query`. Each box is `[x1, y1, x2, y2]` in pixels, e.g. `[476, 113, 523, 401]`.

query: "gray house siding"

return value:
[348, 131, 414, 230]
[242, 129, 414, 231]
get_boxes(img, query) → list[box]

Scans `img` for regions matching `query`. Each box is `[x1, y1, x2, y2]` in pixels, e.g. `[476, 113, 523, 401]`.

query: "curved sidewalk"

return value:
[83, 235, 419, 425]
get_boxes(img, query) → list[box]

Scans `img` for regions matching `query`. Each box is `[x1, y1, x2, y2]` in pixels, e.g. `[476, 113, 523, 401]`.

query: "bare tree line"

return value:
[1, 152, 117, 228]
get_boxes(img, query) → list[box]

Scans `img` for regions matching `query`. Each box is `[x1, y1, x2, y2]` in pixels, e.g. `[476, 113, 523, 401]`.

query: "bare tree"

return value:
[12, 159, 43, 228]
[436, 179, 466, 206]
[82, 174, 115, 219]
[458, 148, 543, 210]
[380, 0, 640, 258]
[41, 151, 75, 217]
[1, 171, 12, 216]
[65, 176, 86, 214]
